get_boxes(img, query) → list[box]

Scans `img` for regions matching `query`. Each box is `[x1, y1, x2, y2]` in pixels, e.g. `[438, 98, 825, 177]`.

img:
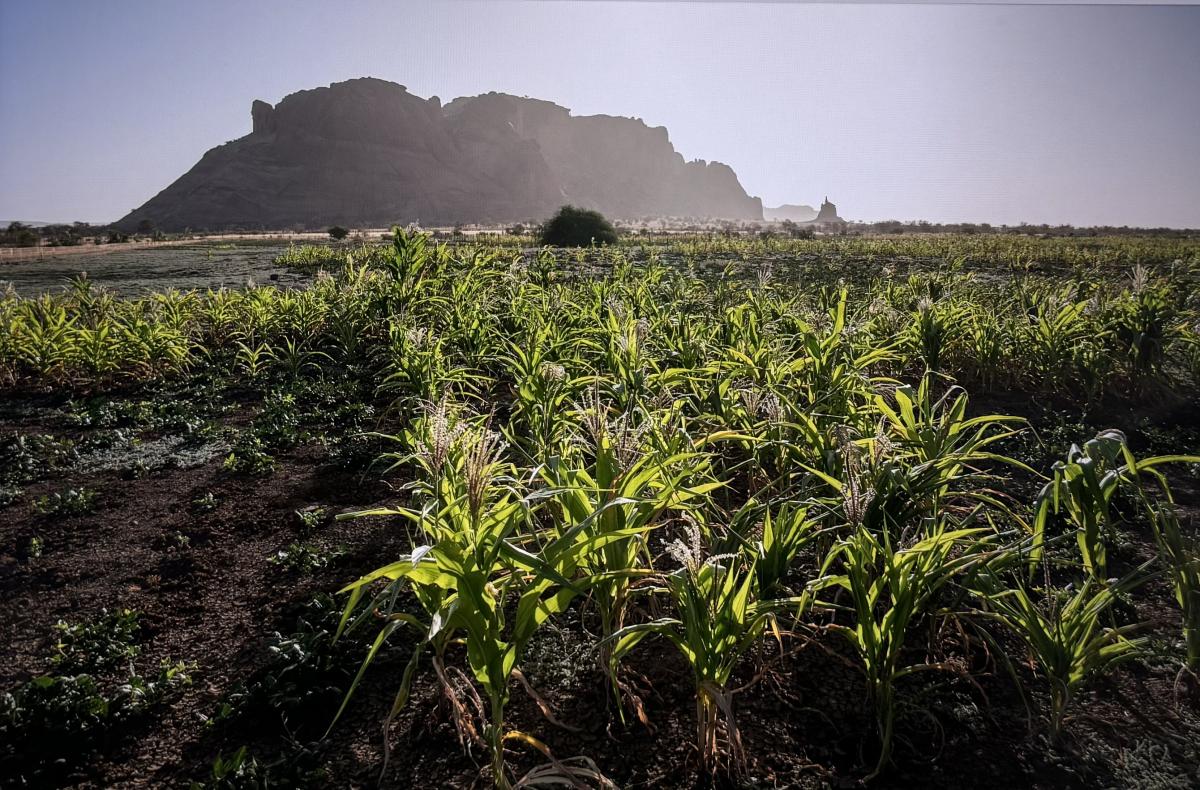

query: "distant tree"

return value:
[43, 224, 82, 247]
[779, 219, 815, 240]
[507, 223, 526, 236]
[538, 205, 618, 247]
[3, 222, 39, 247]
[328, 225, 349, 240]
[136, 218, 155, 235]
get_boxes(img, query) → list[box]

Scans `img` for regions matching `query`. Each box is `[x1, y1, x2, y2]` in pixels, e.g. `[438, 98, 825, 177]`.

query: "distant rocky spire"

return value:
[816, 196, 841, 222]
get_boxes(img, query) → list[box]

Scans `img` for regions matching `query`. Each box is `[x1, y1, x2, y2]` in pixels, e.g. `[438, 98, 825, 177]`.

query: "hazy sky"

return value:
[1, 1, 1198, 227]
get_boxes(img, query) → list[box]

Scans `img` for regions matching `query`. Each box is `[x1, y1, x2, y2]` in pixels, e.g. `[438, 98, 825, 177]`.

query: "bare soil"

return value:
[2, 394, 1198, 789]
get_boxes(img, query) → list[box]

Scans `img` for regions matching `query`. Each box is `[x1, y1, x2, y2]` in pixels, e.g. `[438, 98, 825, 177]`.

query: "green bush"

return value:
[537, 205, 618, 247]
[327, 225, 349, 241]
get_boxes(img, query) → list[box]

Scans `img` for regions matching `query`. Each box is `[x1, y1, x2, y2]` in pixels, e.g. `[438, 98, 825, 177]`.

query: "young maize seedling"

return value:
[541, 417, 722, 717]
[1031, 429, 1199, 582]
[811, 522, 998, 778]
[1148, 506, 1200, 671]
[729, 499, 823, 597]
[605, 536, 798, 776]
[979, 566, 1149, 740]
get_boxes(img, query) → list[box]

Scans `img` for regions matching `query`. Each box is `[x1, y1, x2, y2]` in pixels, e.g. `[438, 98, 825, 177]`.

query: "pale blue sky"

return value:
[1, 1, 1197, 227]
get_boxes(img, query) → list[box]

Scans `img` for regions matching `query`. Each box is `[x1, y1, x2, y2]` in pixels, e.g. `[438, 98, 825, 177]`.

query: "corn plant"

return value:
[233, 339, 271, 380]
[378, 322, 474, 408]
[876, 378, 1029, 483]
[1024, 290, 1091, 389]
[267, 337, 331, 380]
[1148, 506, 1200, 670]
[785, 289, 895, 425]
[729, 499, 823, 597]
[1128, 454, 1200, 671]
[9, 299, 78, 382]
[378, 226, 449, 311]
[1031, 429, 1199, 581]
[74, 325, 121, 381]
[336, 410, 608, 788]
[810, 523, 999, 777]
[541, 401, 722, 711]
[600, 308, 656, 411]
[499, 337, 585, 462]
[605, 526, 798, 776]
[802, 379, 1029, 546]
[1109, 278, 1183, 391]
[959, 305, 1011, 390]
[908, 296, 965, 373]
[978, 568, 1148, 739]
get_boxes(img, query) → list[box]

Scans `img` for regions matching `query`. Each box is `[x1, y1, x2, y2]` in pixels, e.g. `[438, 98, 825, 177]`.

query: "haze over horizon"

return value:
[2, 1, 1198, 228]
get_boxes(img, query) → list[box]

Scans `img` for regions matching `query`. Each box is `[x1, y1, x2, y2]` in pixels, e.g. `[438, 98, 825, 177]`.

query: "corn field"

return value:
[2, 230, 1199, 788]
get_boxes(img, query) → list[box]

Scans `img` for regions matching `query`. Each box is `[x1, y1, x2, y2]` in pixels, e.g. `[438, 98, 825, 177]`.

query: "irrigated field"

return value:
[2, 231, 1199, 788]
[0, 240, 307, 297]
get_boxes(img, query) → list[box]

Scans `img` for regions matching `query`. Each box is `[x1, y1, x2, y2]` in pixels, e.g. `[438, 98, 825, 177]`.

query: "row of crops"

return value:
[2, 230, 1199, 786]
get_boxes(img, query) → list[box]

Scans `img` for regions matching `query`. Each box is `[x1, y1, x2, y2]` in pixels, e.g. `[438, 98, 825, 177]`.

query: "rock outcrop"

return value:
[118, 78, 763, 231]
[813, 197, 842, 223]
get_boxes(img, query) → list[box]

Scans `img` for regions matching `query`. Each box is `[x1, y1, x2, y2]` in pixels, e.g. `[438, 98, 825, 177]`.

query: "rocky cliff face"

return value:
[119, 78, 762, 231]
[444, 93, 761, 221]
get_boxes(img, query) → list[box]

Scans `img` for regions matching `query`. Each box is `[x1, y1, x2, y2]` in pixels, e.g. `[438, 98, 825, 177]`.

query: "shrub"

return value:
[327, 226, 349, 241]
[537, 205, 618, 247]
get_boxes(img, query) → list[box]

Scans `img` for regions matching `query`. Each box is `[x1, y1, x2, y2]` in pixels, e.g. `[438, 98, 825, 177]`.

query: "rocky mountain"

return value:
[764, 204, 818, 222]
[118, 78, 763, 231]
[813, 197, 844, 223]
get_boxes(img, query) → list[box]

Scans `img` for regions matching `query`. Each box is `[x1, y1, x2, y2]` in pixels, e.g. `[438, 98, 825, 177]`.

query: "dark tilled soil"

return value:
[2, 402, 1199, 789]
